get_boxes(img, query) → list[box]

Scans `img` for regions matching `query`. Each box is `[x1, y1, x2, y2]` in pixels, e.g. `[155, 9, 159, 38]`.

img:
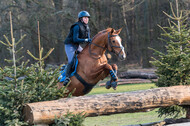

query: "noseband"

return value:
[89, 32, 124, 59]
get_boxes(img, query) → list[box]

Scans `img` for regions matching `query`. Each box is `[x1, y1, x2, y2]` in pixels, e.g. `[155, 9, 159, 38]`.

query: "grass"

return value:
[83, 82, 170, 126]
[88, 83, 156, 95]
[84, 109, 166, 126]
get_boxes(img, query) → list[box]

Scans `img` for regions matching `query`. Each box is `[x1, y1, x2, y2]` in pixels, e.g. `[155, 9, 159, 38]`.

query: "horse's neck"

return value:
[89, 34, 107, 56]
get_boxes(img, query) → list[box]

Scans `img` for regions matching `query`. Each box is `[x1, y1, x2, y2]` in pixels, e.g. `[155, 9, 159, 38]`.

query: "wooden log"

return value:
[119, 71, 158, 79]
[23, 86, 190, 125]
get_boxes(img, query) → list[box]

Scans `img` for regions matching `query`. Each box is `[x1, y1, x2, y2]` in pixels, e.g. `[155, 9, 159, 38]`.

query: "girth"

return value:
[74, 72, 95, 94]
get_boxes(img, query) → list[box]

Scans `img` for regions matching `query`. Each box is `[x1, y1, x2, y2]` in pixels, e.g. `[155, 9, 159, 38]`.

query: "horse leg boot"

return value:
[110, 64, 118, 90]
[105, 70, 117, 89]
[111, 64, 118, 80]
[63, 63, 72, 86]
[104, 64, 118, 89]
[109, 70, 117, 81]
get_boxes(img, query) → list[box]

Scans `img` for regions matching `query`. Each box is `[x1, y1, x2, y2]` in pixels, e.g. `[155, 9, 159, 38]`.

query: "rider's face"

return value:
[82, 17, 89, 24]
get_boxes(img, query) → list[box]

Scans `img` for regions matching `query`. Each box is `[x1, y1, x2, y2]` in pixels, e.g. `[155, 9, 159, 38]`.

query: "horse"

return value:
[58, 28, 126, 96]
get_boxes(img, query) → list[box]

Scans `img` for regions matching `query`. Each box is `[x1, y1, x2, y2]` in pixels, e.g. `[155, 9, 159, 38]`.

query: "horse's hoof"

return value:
[106, 81, 111, 89]
[111, 81, 117, 90]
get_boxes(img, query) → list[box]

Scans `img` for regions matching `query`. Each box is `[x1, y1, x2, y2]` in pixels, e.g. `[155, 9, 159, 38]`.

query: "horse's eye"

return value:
[112, 40, 115, 43]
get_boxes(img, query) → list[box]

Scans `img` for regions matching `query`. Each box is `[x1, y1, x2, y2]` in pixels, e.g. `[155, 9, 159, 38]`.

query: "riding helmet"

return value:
[78, 11, 90, 19]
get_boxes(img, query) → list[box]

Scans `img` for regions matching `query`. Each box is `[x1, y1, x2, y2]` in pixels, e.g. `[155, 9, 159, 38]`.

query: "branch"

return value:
[3, 35, 12, 46]
[41, 48, 54, 60]
[16, 34, 26, 46]
[27, 50, 39, 60]
[15, 47, 24, 54]
[0, 40, 9, 47]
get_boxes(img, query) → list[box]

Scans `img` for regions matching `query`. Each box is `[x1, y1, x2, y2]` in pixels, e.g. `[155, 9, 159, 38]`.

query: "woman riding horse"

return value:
[59, 27, 126, 96]
[64, 11, 92, 86]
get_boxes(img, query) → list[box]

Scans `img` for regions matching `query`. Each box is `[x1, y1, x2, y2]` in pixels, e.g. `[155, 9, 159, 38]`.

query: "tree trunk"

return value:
[142, 0, 151, 68]
[52, 0, 65, 64]
[23, 86, 190, 125]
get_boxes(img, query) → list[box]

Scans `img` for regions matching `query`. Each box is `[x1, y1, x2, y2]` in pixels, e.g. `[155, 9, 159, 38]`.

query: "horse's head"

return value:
[107, 28, 126, 60]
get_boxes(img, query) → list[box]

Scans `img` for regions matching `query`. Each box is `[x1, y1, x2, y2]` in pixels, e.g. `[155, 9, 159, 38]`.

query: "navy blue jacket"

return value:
[64, 21, 90, 44]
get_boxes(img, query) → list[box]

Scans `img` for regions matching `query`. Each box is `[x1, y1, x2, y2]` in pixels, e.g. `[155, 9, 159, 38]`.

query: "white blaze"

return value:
[116, 36, 126, 58]
[116, 36, 122, 47]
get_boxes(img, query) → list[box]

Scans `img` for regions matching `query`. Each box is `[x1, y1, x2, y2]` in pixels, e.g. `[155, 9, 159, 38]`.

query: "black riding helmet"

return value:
[78, 11, 90, 19]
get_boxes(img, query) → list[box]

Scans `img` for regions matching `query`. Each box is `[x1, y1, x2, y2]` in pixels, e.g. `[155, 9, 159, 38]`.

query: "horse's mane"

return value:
[98, 28, 112, 34]
[92, 28, 112, 40]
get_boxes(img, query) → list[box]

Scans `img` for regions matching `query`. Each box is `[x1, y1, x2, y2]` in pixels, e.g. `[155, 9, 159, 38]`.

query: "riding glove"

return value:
[85, 38, 92, 43]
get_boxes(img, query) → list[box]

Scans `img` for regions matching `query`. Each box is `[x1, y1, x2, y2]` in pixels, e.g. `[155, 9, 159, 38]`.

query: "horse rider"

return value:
[63, 11, 92, 86]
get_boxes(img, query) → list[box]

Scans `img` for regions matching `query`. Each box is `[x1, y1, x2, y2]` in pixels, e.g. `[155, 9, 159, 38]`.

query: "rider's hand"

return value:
[84, 38, 92, 43]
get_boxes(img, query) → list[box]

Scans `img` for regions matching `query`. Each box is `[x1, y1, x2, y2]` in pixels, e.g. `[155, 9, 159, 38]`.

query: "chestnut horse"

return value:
[58, 28, 126, 96]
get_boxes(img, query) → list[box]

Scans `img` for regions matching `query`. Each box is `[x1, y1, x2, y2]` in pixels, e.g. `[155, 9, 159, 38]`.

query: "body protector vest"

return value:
[64, 21, 90, 44]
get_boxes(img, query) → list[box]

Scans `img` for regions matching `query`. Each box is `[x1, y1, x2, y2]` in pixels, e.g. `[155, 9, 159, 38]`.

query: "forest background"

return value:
[0, 0, 189, 68]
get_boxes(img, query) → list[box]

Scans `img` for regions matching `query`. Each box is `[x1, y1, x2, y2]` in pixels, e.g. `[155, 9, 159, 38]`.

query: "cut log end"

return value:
[23, 104, 34, 124]
[186, 107, 190, 119]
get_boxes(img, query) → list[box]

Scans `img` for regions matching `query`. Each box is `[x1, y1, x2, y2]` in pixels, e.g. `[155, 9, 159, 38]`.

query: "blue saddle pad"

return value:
[58, 56, 79, 82]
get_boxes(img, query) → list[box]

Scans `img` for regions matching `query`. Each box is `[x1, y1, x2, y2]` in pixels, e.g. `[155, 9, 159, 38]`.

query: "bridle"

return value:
[108, 33, 124, 55]
[89, 32, 124, 59]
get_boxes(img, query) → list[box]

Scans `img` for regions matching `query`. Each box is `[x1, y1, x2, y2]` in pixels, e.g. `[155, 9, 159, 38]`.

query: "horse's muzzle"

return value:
[119, 53, 126, 60]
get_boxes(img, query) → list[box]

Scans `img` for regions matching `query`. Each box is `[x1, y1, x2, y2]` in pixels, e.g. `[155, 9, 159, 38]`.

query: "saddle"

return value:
[58, 55, 78, 82]
[58, 52, 95, 94]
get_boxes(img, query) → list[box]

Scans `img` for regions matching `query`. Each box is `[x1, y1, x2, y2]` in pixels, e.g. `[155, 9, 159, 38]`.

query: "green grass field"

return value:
[83, 83, 171, 126]
[88, 83, 156, 95]
[84, 109, 166, 126]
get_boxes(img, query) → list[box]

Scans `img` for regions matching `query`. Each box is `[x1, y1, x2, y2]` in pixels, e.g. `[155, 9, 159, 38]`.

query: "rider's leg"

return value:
[64, 44, 77, 86]
[63, 44, 83, 86]
[63, 59, 73, 86]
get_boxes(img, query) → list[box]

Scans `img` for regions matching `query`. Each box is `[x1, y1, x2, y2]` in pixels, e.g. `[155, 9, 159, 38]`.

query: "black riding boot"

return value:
[63, 63, 72, 86]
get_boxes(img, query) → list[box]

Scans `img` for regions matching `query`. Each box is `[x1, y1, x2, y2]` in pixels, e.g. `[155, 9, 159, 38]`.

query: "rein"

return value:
[88, 42, 106, 59]
[89, 32, 124, 59]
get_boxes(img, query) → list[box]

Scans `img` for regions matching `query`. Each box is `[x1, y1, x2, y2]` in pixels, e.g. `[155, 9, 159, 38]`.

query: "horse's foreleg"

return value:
[109, 64, 118, 89]
[111, 64, 118, 80]
[104, 64, 118, 81]
[104, 64, 118, 90]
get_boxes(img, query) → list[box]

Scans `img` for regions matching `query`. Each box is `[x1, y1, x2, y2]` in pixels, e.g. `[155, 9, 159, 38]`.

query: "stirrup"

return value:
[63, 77, 71, 86]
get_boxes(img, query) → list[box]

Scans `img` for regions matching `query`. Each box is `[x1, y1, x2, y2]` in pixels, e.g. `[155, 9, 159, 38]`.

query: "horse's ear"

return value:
[111, 28, 115, 34]
[115, 28, 122, 34]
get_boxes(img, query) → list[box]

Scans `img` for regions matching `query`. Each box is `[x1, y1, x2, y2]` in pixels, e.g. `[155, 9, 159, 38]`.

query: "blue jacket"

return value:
[64, 21, 90, 44]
